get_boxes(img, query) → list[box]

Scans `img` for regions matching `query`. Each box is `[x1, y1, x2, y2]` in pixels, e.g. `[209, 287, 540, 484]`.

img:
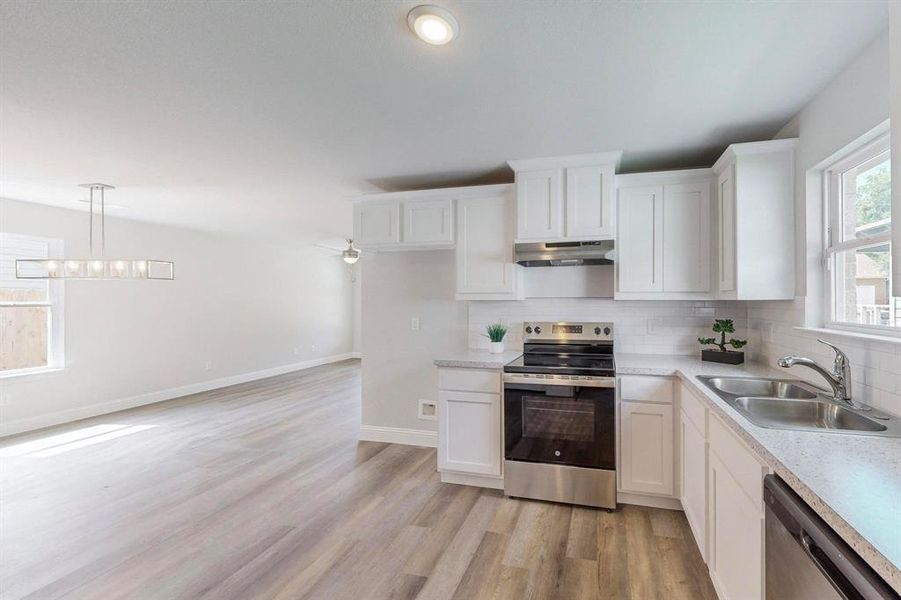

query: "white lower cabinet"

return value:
[620, 401, 674, 496]
[707, 414, 768, 600]
[437, 368, 503, 483]
[679, 407, 707, 560]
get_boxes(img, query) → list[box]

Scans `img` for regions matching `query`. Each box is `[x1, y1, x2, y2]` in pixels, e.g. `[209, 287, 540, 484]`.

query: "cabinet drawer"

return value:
[438, 368, 500, 394]
[620, 376, 673, 404]
[680, 384, 708, 434]
[709, 414, 767, 508]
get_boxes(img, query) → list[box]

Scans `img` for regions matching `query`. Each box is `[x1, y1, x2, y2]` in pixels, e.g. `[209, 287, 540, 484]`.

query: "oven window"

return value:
[522, 396, 595, 442]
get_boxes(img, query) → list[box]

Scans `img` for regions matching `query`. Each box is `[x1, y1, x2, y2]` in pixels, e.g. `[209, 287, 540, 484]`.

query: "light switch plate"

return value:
[411, 317, 421, 331]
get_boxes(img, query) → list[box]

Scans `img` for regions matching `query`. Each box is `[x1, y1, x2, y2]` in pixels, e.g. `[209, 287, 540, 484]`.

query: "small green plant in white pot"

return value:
[485, 324, 508, 354]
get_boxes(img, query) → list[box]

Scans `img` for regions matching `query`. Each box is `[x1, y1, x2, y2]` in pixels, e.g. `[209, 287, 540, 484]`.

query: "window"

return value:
[0, 233, 64, 376]
[825, 133, 898, 333]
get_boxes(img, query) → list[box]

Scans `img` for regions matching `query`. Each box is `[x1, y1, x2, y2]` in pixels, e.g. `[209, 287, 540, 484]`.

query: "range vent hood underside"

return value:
[514, 240, 615, 267]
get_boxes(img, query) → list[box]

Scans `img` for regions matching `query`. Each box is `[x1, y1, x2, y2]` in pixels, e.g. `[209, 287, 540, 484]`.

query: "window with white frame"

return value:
[825, 132, 897, 332]
[0, 233, 65, 375]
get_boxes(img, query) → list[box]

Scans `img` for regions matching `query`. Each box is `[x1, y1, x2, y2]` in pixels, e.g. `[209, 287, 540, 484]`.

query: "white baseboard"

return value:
[358, 425, 438, 448]
[617, 491, 683, 511]
[1, 353, 360, 438]
[440, 470, 504, 490]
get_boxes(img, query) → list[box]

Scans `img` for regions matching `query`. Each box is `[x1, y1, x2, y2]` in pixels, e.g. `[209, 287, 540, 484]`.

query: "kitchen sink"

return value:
[705, 377, 819, 399]
[732, 397, 887, 432]
[696, 376, 901, 437]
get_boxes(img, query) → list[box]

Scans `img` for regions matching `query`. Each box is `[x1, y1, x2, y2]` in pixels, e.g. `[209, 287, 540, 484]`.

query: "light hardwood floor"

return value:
[1, 360, 716, 600]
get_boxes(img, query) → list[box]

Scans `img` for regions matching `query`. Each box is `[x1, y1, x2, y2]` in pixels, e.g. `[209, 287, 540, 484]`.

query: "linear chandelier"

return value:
[16, 183, 175, 280]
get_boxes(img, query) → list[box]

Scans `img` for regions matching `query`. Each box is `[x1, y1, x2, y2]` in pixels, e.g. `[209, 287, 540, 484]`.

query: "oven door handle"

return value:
[502, 374, 615, 388]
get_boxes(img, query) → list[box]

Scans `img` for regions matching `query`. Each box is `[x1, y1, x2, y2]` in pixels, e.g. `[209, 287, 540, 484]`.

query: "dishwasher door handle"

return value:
[799, 531, 853, 600]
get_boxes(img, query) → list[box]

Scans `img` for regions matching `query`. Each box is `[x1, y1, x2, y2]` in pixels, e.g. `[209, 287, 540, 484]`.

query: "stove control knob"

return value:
[594, 326, 601, 335]
[534, 326, 542, 334]
[604, 326, 611, 335]
[525, 325, 533, 334]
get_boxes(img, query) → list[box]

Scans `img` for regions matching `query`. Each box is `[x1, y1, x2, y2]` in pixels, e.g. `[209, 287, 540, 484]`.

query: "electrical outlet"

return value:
[411, 317, 421, 331]
[203, 360, 213, 371]
[293, 347, 300, 356]
[418, 399, 437, 421]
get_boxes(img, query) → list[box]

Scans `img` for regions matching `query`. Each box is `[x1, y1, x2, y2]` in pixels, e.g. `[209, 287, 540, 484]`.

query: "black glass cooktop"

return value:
[504, 342, 615, 376]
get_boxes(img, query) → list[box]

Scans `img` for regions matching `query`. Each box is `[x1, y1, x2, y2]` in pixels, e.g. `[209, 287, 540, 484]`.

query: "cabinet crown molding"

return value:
[712, 138, 799, 174]
[616, 167, 713, 187]
[351, 183, 513, 204]
[507, 151, 623, 172]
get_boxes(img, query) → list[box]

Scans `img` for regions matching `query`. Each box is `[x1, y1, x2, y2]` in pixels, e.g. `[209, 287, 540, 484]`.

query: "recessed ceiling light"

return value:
[407, 5, 459, 46]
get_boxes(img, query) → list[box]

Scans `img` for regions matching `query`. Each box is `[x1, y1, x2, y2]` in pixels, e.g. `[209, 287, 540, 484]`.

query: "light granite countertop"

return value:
[433, 350, 522, 369]
[616, 353, 901, 593]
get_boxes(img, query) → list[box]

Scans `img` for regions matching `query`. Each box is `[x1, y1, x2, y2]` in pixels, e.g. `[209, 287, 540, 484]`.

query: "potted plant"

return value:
[698, 319, 747, 364]
[485, 323, 508, 354]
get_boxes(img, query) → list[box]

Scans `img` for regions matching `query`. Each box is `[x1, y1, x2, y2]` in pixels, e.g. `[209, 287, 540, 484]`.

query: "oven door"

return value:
[503, 375, 615, 470]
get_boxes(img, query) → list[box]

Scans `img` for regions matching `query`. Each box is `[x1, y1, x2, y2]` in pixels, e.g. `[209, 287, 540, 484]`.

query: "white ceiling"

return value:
[0, 1, 889, 243]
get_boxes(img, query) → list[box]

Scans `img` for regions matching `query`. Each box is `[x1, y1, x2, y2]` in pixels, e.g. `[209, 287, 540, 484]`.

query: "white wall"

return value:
[776, 30, 890, 301]
[360, 250, 467, 434]
[748, 29, 900, 416]
[0, 199, 356, 435]
[359, 251, 748, 436]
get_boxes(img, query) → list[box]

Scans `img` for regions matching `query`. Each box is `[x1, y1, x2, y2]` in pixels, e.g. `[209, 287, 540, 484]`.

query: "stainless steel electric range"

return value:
[502, 321, 616, 509]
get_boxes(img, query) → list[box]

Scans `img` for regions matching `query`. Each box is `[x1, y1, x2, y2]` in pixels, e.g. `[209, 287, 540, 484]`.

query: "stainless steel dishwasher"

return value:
[764, 475, 898, 599]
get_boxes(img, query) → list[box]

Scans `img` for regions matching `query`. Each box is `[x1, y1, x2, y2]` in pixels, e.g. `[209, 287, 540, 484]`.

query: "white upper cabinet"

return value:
[402, 198, 453, 244]
[712, 138, 797, 300]
[456, 185, 521, 300]
[663, 181, 711, 292]
[617, 185, 663, 293]
[354, 201, 400, 247]
[566, 163, 616, 238]
[509, 152, 622, 243]
[616, 169, 713, 299]
[515, 168, 564, 240]
[717, 166, 737, 293]
[353, 189, 459, 250]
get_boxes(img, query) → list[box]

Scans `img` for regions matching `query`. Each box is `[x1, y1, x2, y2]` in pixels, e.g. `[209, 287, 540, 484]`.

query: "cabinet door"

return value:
[516, 169, 564, 240]
[617, 186, 663, 292]
[402, 199, 454, 244]
[354, 201, 400, 246]
[620, 401, 674, 496]
[565, 164, 615, 238]
[438, 390, 502, 476]
[456, 194, 517, 297]
[717, 166, 737, 293]
[680, 409, 707, 561]
[663, 182, 711, 292]
[708, 450, 764, 600]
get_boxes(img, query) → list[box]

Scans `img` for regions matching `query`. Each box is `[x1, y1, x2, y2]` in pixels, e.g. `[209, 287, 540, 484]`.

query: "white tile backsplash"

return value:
[468, 296, 901, 417]
[747, 298, 901, 416]
[468, 298, 748, 356]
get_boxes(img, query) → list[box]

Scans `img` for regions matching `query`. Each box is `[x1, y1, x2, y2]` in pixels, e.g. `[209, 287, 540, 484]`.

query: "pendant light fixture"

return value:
[16, 183, 175, 280]
[342, 239, 361, 264]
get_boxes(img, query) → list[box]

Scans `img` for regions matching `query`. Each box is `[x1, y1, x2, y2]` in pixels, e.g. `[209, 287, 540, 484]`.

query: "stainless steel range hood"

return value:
[514, 240, 615, 267]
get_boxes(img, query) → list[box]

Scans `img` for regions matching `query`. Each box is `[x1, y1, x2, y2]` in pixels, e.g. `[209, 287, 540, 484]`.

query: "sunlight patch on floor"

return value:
[0, 424, 156, 458]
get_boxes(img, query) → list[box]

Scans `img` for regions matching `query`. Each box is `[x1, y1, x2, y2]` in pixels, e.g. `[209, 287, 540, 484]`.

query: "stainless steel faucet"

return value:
[778, 340, 862, 409]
